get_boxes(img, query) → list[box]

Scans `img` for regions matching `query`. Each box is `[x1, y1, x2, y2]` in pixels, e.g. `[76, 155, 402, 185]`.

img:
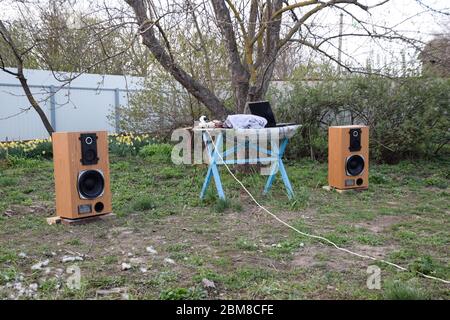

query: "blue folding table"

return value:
[196, 125, 301, 200]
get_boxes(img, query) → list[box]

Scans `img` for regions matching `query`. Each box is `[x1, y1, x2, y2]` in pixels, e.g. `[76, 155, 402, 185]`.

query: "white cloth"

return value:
[224, 114, 267, 129]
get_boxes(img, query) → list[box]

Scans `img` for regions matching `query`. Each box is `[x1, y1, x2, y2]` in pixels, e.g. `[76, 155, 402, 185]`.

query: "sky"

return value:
[0, 0, 449, 74]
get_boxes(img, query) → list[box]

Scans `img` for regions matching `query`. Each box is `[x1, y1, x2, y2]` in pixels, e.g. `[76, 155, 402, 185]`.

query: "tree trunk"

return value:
[211, 0, 250, 114]
[253, 0, 283, 102]
[18, 73, 55, 135]
[126, 0, 229, 120]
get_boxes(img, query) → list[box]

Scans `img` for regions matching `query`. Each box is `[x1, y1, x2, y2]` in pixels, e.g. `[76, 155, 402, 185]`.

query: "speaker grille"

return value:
[78, 169, 105, 199]
[346, 155, 365, 176]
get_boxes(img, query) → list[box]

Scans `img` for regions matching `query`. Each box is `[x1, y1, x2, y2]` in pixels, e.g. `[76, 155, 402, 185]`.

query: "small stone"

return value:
[3, 210, 15, 217]
[121, 262, 132, 271]
[140, 267, 147, 273]
[61, 255, 83, 263]
[14, 282, 23, 290]
[146, 246, 158, 255]
[97, 287, 128, 296]
[31, 259, 49, 270]
[202, 278, 216, 289]
[164, 258, 175, 265]
[18, 252, 27, 258]
[130, 257, 144, 265]
[29, 283, 38, 291]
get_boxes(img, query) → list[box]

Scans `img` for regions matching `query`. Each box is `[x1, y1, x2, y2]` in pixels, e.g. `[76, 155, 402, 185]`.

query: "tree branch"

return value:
[0, 19, 54, 135]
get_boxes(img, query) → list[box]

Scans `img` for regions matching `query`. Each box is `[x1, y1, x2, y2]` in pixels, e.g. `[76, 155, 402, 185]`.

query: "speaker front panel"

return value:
[53, 131, 112, 219]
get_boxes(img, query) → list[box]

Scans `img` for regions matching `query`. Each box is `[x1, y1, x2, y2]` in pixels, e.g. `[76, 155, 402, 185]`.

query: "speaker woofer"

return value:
[346, 155, 365, 176]
[78, 170, 105, 199]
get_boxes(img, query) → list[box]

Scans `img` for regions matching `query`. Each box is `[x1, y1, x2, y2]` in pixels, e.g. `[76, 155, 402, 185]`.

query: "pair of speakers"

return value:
[52, 131, 112, 219]
[328, 125, 369, 190]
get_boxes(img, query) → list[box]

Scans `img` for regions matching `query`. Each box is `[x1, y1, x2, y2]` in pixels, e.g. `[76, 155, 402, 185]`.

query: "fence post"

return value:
[49, 85, 56, 131]
[114, 88, 120, 133]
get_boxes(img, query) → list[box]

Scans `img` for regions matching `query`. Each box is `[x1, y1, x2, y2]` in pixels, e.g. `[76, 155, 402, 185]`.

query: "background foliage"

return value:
[269, 76, 450, 163]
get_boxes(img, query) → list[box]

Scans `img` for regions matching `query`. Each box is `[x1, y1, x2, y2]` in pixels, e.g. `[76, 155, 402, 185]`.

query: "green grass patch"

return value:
[131, 196, 156, 211]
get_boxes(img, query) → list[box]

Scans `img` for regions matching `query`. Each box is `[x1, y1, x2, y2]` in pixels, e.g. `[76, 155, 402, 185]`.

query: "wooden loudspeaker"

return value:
[328, 125, 369, 190]
[52, 131, 112, 219]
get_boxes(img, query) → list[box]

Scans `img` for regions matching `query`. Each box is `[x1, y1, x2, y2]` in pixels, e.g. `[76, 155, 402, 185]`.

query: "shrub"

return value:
[108, 133, 159, 156]
[139, 143, 173, 162]
[269, 76, 450, 163]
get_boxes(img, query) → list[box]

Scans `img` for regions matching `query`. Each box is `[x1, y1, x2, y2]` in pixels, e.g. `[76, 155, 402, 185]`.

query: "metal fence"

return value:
[0, 69, 143, 141]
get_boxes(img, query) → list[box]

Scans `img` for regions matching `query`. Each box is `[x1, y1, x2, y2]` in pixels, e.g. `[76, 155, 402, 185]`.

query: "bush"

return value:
[139, 143, 173, 162]
[108, 133, 160, 156]
[270, 76, 450, 163]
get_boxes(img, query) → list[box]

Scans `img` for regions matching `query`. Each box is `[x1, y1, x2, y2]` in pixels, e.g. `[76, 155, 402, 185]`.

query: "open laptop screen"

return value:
[247, 101, 276, 127]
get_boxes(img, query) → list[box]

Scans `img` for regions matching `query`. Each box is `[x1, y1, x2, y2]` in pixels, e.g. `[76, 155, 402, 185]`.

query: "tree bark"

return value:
[253, 0, 283, 101]
[18, 72, 55, 135]
[211, 0, 250, 113]
[125, 0, 229, 119]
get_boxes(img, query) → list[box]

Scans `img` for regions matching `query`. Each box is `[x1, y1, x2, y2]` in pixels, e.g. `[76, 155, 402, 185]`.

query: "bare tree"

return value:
[0, 0, 143, 135]
[125, 0, 394, 117]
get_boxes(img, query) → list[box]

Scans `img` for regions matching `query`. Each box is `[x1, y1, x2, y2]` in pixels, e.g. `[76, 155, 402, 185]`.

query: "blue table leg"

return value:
[200, 132, 226, 200]
[278, 157, 294, 199]
[263, 138, 294, 198]
[263, 162, 278, 195]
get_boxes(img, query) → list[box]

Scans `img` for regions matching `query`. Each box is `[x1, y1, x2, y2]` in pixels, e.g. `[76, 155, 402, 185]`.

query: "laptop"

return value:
[247, 101, 295, 128]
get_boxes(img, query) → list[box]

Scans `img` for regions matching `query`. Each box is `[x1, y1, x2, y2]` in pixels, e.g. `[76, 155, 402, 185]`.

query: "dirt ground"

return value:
[0, 157, 448, 299]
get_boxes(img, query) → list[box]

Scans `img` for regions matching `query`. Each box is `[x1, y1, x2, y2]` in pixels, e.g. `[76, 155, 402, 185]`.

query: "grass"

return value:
[131, 195, 156, 211]
[384, 281, 429, 300]
[0, 154, 448, 300]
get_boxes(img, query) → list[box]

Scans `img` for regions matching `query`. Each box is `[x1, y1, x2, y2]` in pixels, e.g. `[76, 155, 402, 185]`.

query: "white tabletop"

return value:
[193, 124, 301, 140]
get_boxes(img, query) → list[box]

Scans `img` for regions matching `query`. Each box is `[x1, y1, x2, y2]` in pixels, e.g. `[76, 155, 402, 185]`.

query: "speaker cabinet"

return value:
[328, 125, 369, 190]
[52, 131, 112, 219]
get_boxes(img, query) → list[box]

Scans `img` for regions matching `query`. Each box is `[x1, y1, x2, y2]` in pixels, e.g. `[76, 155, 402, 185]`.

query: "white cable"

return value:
[203, 128, 449, 285]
